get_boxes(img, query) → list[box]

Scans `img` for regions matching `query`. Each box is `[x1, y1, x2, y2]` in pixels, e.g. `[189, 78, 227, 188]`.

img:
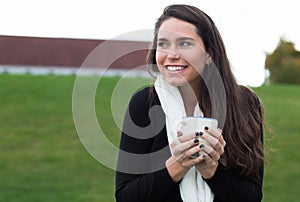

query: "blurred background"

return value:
[0, 0, 299, 201]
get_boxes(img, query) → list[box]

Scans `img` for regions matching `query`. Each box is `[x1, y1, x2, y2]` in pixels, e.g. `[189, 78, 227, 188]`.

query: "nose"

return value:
[167, 49, 180, 59]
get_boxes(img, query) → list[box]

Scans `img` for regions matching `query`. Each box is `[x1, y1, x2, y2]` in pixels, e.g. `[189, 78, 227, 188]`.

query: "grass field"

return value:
[0, 74, 299, 201]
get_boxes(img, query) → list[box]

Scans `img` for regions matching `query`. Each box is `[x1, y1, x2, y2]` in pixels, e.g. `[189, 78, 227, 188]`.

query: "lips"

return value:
[165, 65, 188, 72]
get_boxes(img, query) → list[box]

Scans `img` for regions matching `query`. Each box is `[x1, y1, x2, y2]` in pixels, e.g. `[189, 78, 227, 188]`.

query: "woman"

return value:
[115, 4, 264, 202]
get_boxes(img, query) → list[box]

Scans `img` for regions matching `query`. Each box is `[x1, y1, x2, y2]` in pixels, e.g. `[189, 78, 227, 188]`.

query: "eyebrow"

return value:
[157, 38, 167, 41]
[157, 37, 195, 41]
[177, 37, 195, 41]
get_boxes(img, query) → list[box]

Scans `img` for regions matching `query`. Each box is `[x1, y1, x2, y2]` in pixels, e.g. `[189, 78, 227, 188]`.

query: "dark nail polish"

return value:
[193, 138, 199, 144]
[202, 154, 207, 159]
[189, 152, 200, 159]
[199, 144, 205, 149]
[204, 126, 209, 130]
[195, 131, 203, 136]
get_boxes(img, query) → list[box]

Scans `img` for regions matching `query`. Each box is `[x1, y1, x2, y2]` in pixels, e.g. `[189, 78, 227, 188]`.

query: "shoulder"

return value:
[126, 86, 159, 126]
[130, 86, 151, 102]
[129, 86, 151, 108]
[129, 86, 159, 108]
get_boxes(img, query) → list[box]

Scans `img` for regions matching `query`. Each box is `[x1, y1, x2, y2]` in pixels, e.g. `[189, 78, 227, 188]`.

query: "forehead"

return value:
[157, 17, 198, 39]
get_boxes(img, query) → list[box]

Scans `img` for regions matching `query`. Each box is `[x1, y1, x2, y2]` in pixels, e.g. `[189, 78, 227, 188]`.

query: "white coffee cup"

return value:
[175, 116, 218, 144]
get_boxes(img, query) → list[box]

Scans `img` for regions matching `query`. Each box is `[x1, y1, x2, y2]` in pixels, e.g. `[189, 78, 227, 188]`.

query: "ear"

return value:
[206, 54, 212, 65]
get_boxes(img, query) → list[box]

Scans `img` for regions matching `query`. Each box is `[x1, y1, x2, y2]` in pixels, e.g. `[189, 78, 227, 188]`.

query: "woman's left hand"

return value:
[195, 127, 226, 179]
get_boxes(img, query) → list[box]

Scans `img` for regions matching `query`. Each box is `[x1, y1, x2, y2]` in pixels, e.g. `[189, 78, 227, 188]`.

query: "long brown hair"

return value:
[147, 4, 264, 177]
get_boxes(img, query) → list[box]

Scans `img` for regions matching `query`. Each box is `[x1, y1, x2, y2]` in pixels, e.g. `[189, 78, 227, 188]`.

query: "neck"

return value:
[178, 80, 202, 116]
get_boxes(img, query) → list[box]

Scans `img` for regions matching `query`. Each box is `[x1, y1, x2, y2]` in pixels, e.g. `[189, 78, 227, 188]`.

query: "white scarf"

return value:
[154, 75, 214, 202]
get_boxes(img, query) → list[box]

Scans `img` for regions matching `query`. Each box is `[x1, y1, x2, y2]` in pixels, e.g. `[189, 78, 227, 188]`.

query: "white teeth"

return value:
[166, 66, 186, 71]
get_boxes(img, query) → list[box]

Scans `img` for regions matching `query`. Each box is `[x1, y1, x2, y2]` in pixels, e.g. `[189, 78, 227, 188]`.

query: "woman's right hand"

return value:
[166, 132, 204, 182]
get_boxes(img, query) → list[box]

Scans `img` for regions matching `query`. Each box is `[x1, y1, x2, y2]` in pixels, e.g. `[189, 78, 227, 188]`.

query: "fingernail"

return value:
[190, 152, 200, 158]
[193, 138, 199, 144]
[195, 131, 203, 136]
[199, 144, 205, 149]
[204, 126, 209, 130]
[202, 154, 207, 159]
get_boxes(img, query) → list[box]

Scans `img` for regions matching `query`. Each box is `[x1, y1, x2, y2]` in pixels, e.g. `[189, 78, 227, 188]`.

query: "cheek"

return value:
[155, 51, 166, 65]
[182, 51, 206, 69]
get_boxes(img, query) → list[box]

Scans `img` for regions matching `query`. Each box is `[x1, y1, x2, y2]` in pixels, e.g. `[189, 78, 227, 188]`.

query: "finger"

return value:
[202, 131, 225, 155]
[182, 144, 201, 159]
[210, 128, 226, 147]
[171, 132, 194, 146]
[176, 146, 202, 167]
[199, 143, 220, 161]
[189, 151, 205, 165]
[194, 152, 214, 171]
[202, 132, 218, 147]
[202, 153, 217, 167]
[181, 150, 206, 167]
[206, 127, 221, 139]
[218, 135, 226, 148]
[217, 128, 226, 148]
[178, 133, 196, 142]
[207, 136, 224, 155]
[173, 138, 198, 156]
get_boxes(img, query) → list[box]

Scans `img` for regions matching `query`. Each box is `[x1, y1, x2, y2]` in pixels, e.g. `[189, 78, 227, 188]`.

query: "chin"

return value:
[165, 77, 186, 87]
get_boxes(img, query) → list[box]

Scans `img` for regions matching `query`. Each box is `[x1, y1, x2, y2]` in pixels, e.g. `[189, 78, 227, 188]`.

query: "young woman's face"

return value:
[156, 17, 209, 87]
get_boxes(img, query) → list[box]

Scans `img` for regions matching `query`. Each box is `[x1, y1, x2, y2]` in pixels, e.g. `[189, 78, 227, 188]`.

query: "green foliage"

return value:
[265, 38, 300, 84]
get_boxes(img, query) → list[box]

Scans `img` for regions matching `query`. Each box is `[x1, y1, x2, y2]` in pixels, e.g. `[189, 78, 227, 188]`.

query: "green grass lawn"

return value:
[0, 74, 299, 201]
[255, 84, 300, 202]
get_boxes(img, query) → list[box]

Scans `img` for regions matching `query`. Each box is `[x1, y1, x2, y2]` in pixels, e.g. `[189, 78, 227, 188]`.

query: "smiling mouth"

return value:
[165, 65, 188, 72]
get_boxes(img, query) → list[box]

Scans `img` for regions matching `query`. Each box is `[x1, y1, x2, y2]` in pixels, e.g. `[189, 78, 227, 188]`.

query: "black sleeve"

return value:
[115, 87, 181, 202]
[204, 163, 263, 202]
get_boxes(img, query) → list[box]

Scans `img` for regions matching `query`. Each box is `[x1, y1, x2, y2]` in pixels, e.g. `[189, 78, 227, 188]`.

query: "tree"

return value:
[265, 38, 300, 84]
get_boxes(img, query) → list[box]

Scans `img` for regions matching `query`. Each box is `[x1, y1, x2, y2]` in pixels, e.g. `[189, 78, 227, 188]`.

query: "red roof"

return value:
[0, 35, 150, 69]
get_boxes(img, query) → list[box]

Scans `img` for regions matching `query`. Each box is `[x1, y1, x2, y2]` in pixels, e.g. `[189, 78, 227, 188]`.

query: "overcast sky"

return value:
[1, 0, 299, 86]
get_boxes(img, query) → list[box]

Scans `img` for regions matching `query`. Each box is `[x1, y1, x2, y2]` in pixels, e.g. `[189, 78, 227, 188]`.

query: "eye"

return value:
[157, 41, 168, 49]
[179, 41, 192, 47]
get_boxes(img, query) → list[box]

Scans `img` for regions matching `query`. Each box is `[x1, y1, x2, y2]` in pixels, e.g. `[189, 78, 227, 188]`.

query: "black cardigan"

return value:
[115, 87, 263, 202]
